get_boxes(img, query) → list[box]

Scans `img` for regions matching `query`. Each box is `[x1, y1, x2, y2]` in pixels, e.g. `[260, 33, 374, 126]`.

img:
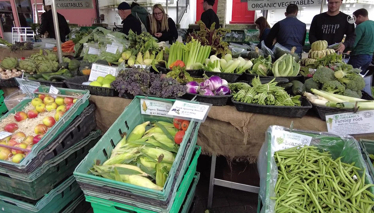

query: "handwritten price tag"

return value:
[167, 100, 211, 122]
[140, 99, 173, 117]
[326, 110, 374, 135]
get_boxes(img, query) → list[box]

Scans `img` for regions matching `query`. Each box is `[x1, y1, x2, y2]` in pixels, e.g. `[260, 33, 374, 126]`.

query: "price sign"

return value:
[89, 63, 119, 82]
[106, 44, 118, 54]
[140, 99, 173, 117]
[88, 47, 99, 55]
[49, 85, 59, 98]
[45, 0, 53, 5]
[272, 130, 312, 152]
[167, 100, 211, 122]
[0, 131, 12, 140]
[326, 110, 374, 135]
[16, 78, 40, 95]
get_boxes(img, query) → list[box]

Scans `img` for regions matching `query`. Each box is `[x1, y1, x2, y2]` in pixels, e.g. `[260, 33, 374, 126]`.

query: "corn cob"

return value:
[141, 147, 175, 164]
[122, 175, 163, 190]
[127, 121, 150, 143]
[103, 148, 139, 166]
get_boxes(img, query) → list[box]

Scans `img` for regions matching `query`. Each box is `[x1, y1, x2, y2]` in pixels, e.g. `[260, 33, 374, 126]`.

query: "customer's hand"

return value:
[336, 43, 345, 53]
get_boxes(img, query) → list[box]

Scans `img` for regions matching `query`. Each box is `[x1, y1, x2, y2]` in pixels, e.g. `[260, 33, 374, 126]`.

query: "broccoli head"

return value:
[304, 78, 320, 93]
[343, 89, 362, 98]
[321, 80, 345, 94]
[313, 67, 335, 84]
[338, 74, 365, 91]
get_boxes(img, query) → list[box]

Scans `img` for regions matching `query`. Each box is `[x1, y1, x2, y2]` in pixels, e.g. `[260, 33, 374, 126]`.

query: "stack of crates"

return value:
[0, 89, 8, 115]
[0, 86, 98, 212]
[74, 96, 202, 212]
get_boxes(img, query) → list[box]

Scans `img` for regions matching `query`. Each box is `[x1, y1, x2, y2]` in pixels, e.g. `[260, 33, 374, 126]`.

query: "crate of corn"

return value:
[74, 96, 201, 203]
[257, 126, 374, 213]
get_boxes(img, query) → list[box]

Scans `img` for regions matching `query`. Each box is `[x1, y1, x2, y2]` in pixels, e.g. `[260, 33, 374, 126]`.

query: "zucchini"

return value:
[32, 73, 43, 78]
[291, 80, 305, 96]
[49, 75, 67, 82]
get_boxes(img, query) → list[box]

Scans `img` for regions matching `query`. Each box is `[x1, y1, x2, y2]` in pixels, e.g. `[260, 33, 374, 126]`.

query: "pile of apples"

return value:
[0, 94, 77, 163]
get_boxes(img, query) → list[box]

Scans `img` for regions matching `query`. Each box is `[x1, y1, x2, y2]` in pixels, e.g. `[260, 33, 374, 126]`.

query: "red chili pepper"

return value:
[169, 60, 185, 69]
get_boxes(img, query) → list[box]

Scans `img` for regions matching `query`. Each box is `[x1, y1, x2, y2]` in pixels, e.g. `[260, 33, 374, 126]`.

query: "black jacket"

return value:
[39, 10, 70, 42]
[201, 9, 219, 29]
[148, 18, 178, 42]
[122, 14, 141, 35]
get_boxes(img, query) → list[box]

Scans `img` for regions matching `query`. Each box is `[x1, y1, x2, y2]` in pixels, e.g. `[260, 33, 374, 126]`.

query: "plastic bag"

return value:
[4, 90, 31, 111]
[257, 125, 374, 213]
[97, 43, 123, 64]
[244, 30, 260, 43]
[261, 40, 274, 59]
[81, 43, 99, 63]
[272, 43, 291, 56]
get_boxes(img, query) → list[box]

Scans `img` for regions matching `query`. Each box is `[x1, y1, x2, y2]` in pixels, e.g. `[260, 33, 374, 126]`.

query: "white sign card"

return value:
[247, 0, 322, 10]
[326, 110, 374, 135]
[89, 63, 119, 82]
[140, 99, 173, 117]
[16, 78, 41, 95]
[167, 100, 211, 122]
[88, 47, 99, 55]
[106, 44, 119, 54]
[0, 131, 12, 140]
[272, 129, 313, 152]
[49, 85, 59, 98]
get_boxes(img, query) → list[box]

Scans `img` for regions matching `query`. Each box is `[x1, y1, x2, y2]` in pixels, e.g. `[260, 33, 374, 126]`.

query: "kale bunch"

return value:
[149, 76, 186, 98]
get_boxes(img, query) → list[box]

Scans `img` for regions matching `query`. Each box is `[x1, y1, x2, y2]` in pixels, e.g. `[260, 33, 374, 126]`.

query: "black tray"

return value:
[150, 66, 170, 74]
[186, 69, 204, 78]
[0, 104, 97, 173]
[313, 91, 374, 121]
[65, 76, 118, 97]
[245, 73, 305, 83]
[35, 79, 66, 88]
[204, 71, 242, 83]
[76, 125, 199, 209]
[182, 93, 231, 106]
[232, 98, 312, 118]
[0, 77, 19, 87]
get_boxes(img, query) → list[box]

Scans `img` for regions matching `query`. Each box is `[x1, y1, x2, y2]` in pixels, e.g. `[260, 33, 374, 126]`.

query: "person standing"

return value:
[348, 8, 374, 95]
[39, 0, 70, 42]
[148, 4, 178, 43]
[200, 0, 220, 29]
[131, 2, 150, 31]
[255, 17, 270, 48]
[264, 4, 306, 55]
[117, 2, 141, 35]
[309, 0, 355, 53]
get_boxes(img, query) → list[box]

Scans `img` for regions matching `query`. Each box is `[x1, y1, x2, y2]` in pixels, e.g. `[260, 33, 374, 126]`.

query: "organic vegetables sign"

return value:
[247, 0, 322, 10]
[272, 129, 312, 152]
[326, 110, 374, 135]
[140, 99, 173, 117]
[168, 100, 211, 122]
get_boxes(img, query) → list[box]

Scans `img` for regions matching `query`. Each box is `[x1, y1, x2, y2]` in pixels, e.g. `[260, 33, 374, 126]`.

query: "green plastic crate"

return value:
[74, 96, 201, 201]
[87, 172, 200, 213]
[60, 194, 91, 213]
[81, 146, 201, 212]
[0, 176, 81, 213]
[359, 139, 374, 182]
[0, 131, 101, 200]
[0, 86, 90, 168]
[258, 126, 374, 213]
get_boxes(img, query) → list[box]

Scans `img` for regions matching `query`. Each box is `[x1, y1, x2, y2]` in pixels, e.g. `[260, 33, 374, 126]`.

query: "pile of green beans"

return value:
[273, 146, 374, 213]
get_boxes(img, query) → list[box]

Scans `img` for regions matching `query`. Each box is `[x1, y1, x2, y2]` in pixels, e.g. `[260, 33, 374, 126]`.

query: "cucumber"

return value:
[33, 73, 43, 78]
[291, 80, 305, 96]
[49, 75, 67, 82]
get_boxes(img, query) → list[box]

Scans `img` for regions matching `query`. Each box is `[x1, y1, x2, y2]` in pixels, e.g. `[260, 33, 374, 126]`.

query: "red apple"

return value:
[4, 123, 18, 133]
[42, 116, 56, 127]
[12, 143, 27, 155]
[64, 97, 74, 105]
[54, 110, 65, 121]
[27, 110, 38, 119]
[23, 136, 34, 145]
[43, 96, 55, 105]
[38, 94, 46, 101]
[0, 147, 11, 160]
[7, 139, 17, 147]
[14, 112, 27, 122]
[33, 135, 43, 144]
[35, 124, 48, 135]
[11, 132, 26, 143]
[56, 105, 66, 113]
[66, 103, 73, 111]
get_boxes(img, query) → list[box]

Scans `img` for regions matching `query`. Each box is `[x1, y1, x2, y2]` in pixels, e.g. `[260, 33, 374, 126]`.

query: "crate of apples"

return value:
[0, 94, 77, 163]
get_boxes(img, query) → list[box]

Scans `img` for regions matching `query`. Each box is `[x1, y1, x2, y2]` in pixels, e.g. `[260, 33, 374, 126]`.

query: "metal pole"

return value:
[34, 0, 38, 24]
[166, 0, 169, 15]
[51, 0, 63, 63]
[320, 0, 325, 14]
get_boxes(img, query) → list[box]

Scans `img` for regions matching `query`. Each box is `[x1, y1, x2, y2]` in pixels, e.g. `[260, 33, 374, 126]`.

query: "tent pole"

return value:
[51, 0, 63, 63]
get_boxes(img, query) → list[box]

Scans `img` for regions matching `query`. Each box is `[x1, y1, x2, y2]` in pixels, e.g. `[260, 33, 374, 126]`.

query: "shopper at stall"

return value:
[200, 0, 220, 29]
[348, 8, 374, 95]
[148, 4, 178, 43]
[255, 17, 270, 48]
[131, 2, 150, 31]
[118, 2, 141, 35]
[264, 4, 306, 55]
[39, 0, 70, 42]
[309, 0, 355, 53]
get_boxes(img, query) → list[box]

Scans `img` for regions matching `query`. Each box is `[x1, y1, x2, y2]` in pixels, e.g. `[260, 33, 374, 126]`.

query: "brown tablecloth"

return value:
[3, 87, 374, 162]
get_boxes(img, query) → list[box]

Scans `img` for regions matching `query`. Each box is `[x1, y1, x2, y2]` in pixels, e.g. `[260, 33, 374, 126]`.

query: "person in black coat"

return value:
[118, 2, 141, 35]
[39, 0, 70, 42]
[201, 0, 219, 29]
[148, 4, 178, 43]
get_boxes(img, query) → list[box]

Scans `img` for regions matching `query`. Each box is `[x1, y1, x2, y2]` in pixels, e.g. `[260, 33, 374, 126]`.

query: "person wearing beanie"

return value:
[264, 4, 306, 56]
[118, 2, 141, 35]
[200, 0, 219, 29]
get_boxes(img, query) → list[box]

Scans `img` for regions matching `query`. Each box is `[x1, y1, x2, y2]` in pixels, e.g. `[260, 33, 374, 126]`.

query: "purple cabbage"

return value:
[216, 86, 231, 95]
[186, 81, 199, 87]
[199, 89, 214, 96]
[186, 81, 199, 94]
[222, 79, 228, 86]
[208, 76, 223, 90]
[200, 79, 215, 91]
